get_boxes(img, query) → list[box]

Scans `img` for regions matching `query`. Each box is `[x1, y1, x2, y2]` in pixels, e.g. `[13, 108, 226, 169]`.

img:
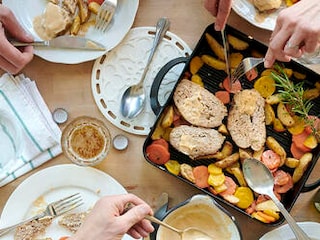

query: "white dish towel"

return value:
[0, 73, 62, 187]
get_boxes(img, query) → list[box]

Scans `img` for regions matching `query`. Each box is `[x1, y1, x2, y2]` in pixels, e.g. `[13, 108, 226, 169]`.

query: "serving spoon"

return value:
[120, 17, 170, 119]
[146, 215, 214, 240]
[242, 158, 311, 240]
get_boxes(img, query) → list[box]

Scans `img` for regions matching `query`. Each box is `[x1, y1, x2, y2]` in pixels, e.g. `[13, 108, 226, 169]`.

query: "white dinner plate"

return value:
[0, 164, 136, 240]
[91, 27, 191, 135]
[3, 0, 139, 64]
[259, 222, 320, 240]
[232, 0, 286, 31]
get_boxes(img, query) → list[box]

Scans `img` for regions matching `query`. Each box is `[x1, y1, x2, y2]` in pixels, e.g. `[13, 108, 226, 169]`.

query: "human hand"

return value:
[0, 5, 34, 74]
[264, 0, 320, 68]
[204, 0, 233, 31]
[69, 194, 154, 240]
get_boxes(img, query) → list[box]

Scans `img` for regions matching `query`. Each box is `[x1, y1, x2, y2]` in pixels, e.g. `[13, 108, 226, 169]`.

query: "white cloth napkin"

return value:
[0, 73, 62, 187]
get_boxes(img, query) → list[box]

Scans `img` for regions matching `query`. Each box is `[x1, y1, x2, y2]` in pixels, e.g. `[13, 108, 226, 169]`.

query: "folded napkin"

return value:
[0, 73, 62, 187]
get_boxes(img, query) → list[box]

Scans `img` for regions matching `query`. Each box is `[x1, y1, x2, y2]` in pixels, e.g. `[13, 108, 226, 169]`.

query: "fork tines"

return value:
[95, 0, 117, 32]
[51, 193, 83, 216]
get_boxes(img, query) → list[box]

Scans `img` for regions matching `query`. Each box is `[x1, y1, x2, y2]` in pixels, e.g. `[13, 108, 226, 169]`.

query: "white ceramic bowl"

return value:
[156, 194, 242, 240]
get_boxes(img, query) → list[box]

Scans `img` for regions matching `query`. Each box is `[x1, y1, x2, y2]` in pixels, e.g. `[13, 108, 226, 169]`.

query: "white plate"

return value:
[232, 0, 286, 31]
[91, 27, 191, 135]
[259, 222, 320, 240]
[0, 164, 136, 240]
[3, 0, 139, 64]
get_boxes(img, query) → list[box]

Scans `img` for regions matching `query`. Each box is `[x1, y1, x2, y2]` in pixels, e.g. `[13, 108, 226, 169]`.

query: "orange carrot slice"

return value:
[222, 77, 242, 93]
[193, 165, 210, 188]
[261, 150, 281, 171]
[146, 143, 170, 165]
[215, 90, 230, 104]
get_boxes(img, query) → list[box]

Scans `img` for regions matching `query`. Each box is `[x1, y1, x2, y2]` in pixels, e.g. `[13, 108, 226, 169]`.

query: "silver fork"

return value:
[231, 57, 264, 82]
[95, 0, 117, 33]
[0, 192, 83, 236]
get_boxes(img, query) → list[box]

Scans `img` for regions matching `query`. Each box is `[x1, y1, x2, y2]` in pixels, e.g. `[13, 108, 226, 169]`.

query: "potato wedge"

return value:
[252, 146, 264, 161]
[70, 15, 81, 35]
[273, 118, 286, 132]
[266, 94, 281, 105]
[230, 52, 243, 68]
[277, 102, 295, 127]
[266, 136, 286, 166]
[205, 33, 225, 60]
[78, 0, 90, 23]
[190, 56, 204, 75]
[265, 103, 275, 125]
[227, 34, 249, 50]
[161, 105, 174, 128]
[285, 157, 300, 168]
[254, 75, 276, 98]
[292, 152, 313, 183]
[215, 152, 240, 168]
[201, 55, 226, 70]
[180, 163, 195, 183]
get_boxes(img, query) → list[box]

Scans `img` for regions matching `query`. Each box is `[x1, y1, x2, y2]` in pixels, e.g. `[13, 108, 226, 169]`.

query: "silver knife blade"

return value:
[221, 28, 232, 85]
[11, 35, 106, 51]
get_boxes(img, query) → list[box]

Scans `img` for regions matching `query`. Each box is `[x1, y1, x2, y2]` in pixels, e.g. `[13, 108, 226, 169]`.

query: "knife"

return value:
[221, 28, 232, 86]
[11, 35, 106, 51]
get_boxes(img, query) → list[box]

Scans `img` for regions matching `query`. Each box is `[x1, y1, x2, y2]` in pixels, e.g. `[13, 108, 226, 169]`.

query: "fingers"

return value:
[0, 5, 33, 42]
[215, 0, 232, 31]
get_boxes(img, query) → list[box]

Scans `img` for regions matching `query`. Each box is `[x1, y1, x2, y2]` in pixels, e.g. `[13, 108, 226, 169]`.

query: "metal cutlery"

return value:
[221, 28, 232, 85]
[11, 35, 106, 51]
[0, 193, 83, 236]
[95, 0, 118, 33]
[231, 57, 265, 82]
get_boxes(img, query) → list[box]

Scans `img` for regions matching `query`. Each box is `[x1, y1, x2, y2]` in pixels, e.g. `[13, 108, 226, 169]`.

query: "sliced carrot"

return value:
[261, 150, 281, 171]
[215, 90, 230, 104]
[59, 237, 70, 240]
[152, 138, 169, 149]
[146, 143, 170, 165]
[292, 130, 312, 152]
[219, 176, 237, 197]
[88, 0, 103, 4]
[274, 173, 293, 193]
[290, 142, 307, 159]
[193, 165, 210, 188]
[273, 170, 289, 186]
[245, 68, 258, 81]
[222, 77, 242, 93]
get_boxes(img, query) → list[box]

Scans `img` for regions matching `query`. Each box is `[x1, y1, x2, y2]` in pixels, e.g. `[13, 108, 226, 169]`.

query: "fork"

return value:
[0, 192, 83, 236]
[95, 0, 117, 33]
[231, 57, 264, 82]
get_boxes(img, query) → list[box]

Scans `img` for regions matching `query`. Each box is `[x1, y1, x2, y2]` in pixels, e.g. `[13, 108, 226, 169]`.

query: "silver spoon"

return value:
[242, 158, 311, 240]
[120, 17, 170, 119]
[145, 215, 214, 240]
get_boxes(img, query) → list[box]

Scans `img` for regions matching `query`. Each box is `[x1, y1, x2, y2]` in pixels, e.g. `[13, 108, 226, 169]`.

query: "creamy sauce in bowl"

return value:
[156, 197, 241, 240]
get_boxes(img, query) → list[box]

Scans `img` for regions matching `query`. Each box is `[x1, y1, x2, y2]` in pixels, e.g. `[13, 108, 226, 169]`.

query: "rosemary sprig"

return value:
[271, 65, 318, 138]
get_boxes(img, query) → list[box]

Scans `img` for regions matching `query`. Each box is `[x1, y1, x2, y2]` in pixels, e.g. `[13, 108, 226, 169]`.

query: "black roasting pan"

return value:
[143, 23, 320, 226]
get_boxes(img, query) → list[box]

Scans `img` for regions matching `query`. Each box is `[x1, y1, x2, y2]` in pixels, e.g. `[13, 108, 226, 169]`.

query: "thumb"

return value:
[120, 205, 151, 227]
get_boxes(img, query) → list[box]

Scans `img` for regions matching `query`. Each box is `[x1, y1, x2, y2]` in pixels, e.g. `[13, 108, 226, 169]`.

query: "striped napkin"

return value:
[0, 73, 62, 187]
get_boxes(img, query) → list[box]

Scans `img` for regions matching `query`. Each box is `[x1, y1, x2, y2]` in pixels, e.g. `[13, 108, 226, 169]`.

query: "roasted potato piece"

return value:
[292, 152, 313, 183]
[70, 15, 81, 35]
[218, 124, 228, 135]
[266, 94, 281, 105]
[88, 1, 100, 14]
[265, 103, 275, 125]
[277, 102, 295, 127]
[239, 148, 252, 162]
[273, 118, 286, 132]
[230, 52, 243, 68]
[205, 33, 225, 60]
[161, 106, 174, 128]
[191, 74, 204, 87]
[252, 146, 264, 161]
[227, 34, 249, 50]
[190, 56, 204, 75]
[287, 115, 305, 135]
[215, 152, 240, 168]
[78, 0, 90, 23]
[266, 136, 286, 166]
[201, 55, 226, 70]
[229, 166, 247, 187]
[285, 157, 300, 168]
[180, 163, 195, 183]
[303, 88, 320, 100]
[253, 76, 276, 98]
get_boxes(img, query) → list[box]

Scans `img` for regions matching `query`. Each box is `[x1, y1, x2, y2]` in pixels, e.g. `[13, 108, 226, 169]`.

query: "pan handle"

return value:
[301, 179, 320, 192]
[150, 57, 188, 115]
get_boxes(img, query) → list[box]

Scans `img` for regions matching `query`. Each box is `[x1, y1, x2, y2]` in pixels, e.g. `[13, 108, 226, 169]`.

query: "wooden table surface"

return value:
[1, 1, 319, 239]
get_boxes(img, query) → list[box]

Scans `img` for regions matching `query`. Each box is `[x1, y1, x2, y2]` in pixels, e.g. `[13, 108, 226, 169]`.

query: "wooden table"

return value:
[1, 1, 319, 239]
